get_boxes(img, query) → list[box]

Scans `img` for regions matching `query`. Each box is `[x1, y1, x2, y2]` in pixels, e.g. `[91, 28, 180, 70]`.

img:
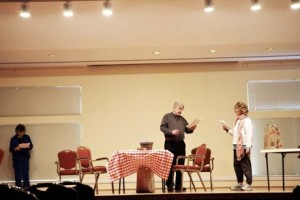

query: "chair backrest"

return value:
[203, 148, 211, 166]
[77, 146, 92, 168]
[58, 150, 78, 170]
[0, 148, 4, 166]
[194, 144, 207, 167]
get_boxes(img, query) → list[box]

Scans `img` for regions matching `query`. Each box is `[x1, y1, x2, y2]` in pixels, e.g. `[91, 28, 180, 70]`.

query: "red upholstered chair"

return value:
[172, 143, 214, 192]
[0, 148, 4, 179]
[0, 148, 4, 168]
[55, 150, 80, 182]
[76, 146, 114, 194]
[191, 145, 214, 190]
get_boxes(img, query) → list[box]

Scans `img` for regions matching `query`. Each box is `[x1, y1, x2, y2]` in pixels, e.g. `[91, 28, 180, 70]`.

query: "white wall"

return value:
[0, 62, 299, 189]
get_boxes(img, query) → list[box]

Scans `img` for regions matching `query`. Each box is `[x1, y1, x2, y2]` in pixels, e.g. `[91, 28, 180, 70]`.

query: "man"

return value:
[9, 124, 33, 188]
[160, 101, 197, 192]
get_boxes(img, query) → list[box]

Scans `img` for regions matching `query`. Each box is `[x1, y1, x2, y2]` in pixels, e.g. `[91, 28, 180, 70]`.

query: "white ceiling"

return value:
[0, 0, 300, 69]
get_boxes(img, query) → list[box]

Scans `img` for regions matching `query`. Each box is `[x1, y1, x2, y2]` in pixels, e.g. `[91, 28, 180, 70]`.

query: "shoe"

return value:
[167, 187, 174, 192]
[175, 187, 186, 192]
[230, 183, 243, 191]
[241, 183, 253, 191]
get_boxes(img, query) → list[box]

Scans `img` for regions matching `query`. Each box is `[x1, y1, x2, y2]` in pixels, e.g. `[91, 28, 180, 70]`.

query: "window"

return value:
[247, 80, 300, 111]
[0, 86, 82, 116]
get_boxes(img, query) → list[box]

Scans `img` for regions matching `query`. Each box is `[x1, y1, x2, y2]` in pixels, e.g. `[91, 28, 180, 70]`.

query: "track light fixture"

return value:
[291, 0, 300, 9]
[204, 0, 214, 13]
[14, 0, 298, 18]
[63, 1, 74, 17]
[102, 0, 113, 16]
[19, 1, 30, 18]
[251, 0, 261, 11]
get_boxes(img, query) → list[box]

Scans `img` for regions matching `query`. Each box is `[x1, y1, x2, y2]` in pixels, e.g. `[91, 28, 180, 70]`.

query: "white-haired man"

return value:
[160, 101, 197, 192]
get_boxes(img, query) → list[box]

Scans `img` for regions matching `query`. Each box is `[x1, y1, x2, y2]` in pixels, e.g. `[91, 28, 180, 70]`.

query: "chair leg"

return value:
[79, 174, 84, 183]
[180, 171, 184, 192]
[209, 171, 214, 190]
[196, 172, 206, 192]
[187, 172, 196, 191]
[94, 173, 100, 194]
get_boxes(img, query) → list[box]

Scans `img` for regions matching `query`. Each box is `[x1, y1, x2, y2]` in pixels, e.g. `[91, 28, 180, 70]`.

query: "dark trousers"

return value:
[233, 150, 252, 184]
[164, 140, 186, 190]
[13, 157, 30, 188]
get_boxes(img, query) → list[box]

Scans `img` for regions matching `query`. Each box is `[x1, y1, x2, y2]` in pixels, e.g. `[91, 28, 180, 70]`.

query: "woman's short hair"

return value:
[234, 101, 249, 115]
[15, 124, 26, 133]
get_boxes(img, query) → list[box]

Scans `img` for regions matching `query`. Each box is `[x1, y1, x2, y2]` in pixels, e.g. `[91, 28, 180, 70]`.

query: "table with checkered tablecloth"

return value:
[107, 149, 174, 182]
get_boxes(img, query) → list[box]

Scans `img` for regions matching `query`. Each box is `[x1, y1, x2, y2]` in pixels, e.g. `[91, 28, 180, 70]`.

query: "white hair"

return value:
[173, 101, 184, 109]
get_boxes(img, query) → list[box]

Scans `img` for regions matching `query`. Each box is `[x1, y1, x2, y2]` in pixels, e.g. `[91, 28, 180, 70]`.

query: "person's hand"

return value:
[246, 148, 251, 154]
[190, 125, 197, 130]
[172, 130, 180, 135]
[15, 146, 21, 151]
[222, 126, 228, 132]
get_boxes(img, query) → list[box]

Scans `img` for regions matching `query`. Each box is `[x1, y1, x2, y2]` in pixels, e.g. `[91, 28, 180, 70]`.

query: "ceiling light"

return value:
[63, 1, 74, 17]
[102, 0, 113, 16]
[19, 2, 30, 18]
[48, 54, 56, 58]
[251, 0, 261, 11]
[209, 49, 217, 53]
[153, 51, 160, 55]
[291, 0, 300, 9]
[266, 47, 275, 51]
[204, 0, 214, 13]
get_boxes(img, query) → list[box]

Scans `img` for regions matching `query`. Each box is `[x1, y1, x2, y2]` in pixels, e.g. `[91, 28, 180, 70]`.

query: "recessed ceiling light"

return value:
[209, 49, 217, 53]
[266, 47, 275, 51]
[153, 51, 160, 55]
[48, 54, 56, 58]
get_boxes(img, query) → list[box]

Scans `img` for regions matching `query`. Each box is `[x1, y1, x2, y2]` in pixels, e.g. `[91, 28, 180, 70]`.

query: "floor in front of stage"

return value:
[95, 187, 295, 200]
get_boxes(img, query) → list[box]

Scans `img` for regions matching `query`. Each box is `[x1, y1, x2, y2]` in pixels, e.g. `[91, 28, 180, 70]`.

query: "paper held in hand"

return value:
[186, 119, 201, 128]
[19, 143, 30, 148]
[218, 120, 231, 130]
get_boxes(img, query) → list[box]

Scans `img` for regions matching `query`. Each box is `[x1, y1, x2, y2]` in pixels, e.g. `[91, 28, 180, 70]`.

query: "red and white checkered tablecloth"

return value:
[107, 150, 174, 182]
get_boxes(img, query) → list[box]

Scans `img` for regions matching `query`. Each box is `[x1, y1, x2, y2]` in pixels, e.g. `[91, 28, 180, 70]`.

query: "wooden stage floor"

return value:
[95, 187, 295, 200]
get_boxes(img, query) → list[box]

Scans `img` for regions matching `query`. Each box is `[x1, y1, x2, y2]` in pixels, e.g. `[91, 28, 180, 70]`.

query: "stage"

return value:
[95, 187, 295, 200]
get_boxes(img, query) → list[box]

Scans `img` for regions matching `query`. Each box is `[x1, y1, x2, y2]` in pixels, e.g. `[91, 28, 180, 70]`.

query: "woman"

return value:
[9, 124, 33, 188]
[223, 101, 253, 191]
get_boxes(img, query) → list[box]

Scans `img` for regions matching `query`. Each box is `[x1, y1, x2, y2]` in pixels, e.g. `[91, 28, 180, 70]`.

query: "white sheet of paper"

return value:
[19, 143, 30, 148]
[218, 120, 231, 130]
[186, 119, 201, 128]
